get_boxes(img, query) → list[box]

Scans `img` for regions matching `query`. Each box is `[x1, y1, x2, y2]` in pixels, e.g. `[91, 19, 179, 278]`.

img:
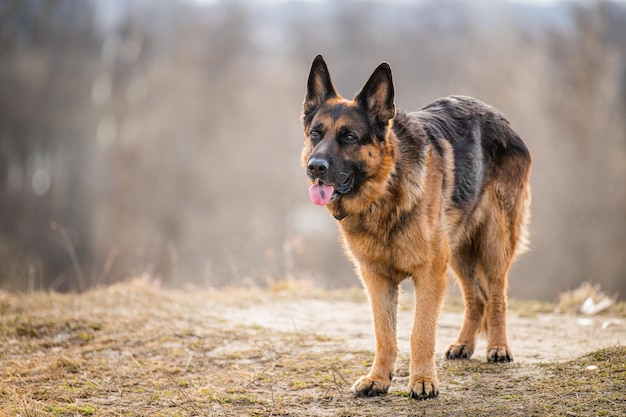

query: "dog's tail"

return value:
[513, 183, 532, 259]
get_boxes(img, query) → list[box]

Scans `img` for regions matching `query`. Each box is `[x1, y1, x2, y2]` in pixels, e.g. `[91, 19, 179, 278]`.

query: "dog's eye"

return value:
[309, 130, 320, 140]
[344, 133, 357, 143]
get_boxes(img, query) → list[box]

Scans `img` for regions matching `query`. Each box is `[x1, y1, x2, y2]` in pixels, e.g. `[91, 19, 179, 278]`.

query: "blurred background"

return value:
[0, 0, 624, 300]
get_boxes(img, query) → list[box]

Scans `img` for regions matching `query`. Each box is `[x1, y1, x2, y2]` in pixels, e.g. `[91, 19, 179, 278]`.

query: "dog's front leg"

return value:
[408, 262, 446, 400]
[352, 267, 399, 397]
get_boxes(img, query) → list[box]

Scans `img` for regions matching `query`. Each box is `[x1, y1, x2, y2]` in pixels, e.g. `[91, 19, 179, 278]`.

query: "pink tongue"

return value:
[309, 183, 334, 206]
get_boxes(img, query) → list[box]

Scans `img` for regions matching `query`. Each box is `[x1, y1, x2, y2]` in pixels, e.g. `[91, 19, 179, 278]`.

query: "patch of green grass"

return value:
[528, 346, 626, 416]
[42, 403, 96, 415]
[212, 392, 259, 405]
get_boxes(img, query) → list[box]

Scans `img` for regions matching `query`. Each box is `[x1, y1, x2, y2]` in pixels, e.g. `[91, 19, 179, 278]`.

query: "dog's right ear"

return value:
[304, 55, 337, 117]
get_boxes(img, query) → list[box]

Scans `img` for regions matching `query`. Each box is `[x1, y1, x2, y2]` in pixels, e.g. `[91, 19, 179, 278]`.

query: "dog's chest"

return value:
[339, 213, 432, 278]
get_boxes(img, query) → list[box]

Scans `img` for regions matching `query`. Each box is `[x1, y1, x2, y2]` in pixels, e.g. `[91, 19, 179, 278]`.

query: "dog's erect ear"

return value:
[355, 63, 395, 139]
[304, 55, 337, 117]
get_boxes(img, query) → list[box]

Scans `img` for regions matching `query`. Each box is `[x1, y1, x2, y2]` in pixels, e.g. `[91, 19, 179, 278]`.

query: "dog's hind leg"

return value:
[479, 170, 531, 362]
[480, 233, 515, 363]
[445, 244, 486, 360]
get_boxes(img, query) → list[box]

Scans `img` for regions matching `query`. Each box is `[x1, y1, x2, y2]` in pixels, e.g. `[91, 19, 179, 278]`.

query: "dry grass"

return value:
[0, 278, 624, 416]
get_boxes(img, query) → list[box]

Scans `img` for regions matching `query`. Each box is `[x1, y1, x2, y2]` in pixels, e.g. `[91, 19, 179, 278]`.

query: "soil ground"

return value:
[0, 277, 624, 416]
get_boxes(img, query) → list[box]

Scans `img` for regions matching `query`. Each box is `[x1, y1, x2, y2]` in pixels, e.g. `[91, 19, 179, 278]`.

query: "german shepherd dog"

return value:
[301, 55, 531, 400]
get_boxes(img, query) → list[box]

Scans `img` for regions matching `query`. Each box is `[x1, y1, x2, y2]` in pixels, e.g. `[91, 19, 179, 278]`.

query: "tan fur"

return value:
[301, 57, 531, 400]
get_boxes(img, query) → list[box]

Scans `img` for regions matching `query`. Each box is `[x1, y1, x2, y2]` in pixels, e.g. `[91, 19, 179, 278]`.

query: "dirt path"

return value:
[219, 295, 624, 364]
[1, 280, 624, 416]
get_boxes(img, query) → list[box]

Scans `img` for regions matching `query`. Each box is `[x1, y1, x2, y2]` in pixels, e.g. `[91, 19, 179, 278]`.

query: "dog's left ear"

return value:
[355, 63, 395, 140]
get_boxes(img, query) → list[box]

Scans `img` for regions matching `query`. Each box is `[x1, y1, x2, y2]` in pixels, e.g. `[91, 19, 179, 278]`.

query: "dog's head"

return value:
[301, 55, 396, 212]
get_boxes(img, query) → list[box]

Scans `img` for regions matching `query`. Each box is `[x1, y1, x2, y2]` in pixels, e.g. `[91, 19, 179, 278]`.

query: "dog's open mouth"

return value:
[309, 180, 334, 206]
[336, 172, 354, 194]
[308, 174, 354, 206]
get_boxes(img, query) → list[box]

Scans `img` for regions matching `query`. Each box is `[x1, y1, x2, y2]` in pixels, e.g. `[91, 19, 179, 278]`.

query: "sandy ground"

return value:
[217, 295, 624, 365]
[1, 280, 623, 416]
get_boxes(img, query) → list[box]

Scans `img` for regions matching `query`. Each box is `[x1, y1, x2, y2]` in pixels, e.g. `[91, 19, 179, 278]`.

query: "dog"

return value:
[300, 55, 531, 400]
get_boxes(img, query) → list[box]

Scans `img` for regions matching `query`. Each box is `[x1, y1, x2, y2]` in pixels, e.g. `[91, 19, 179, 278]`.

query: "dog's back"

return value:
[402, 95, 531, 255]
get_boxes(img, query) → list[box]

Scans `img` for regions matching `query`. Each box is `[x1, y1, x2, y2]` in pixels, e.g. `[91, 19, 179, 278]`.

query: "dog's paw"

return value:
[487, 345, 513, 363]
[408, 375, 439, 400]
[351, 375, 391, 397]
[445, 343, 474, 360]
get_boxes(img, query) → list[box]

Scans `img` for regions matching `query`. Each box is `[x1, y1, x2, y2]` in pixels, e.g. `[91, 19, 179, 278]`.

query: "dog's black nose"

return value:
[307, 158, 329, 177]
